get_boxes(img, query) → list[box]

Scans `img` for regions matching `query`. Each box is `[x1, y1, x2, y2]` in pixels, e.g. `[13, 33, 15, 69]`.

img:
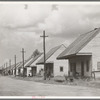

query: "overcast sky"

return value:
[0, 2, 100, 67]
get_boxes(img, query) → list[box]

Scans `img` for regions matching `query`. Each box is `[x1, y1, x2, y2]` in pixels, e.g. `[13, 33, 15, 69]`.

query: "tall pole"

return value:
[9, 59, 11, 75]
[4, 63, 5, 75]
[21, 48, 25, 78]
[6, 62, 8, 75]
[14, 55, 16, 77]
[2, 65, 3, 75]
[40, 30, 48, 80]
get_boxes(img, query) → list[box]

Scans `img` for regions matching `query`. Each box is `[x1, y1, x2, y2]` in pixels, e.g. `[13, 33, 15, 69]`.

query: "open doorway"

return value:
[31, 66, 37, 76]
[46, 63, 54, 77]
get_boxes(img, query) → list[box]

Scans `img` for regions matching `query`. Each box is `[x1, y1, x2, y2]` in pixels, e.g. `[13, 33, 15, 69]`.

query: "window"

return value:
[86, 60, 89, 72]
[97, 62, 100, 71]
[60, 66, 63, 72]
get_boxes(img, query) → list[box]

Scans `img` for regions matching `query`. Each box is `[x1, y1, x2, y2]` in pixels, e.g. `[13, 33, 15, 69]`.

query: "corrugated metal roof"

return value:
[25, 53, 43, 67]
[37, 44, 66, 64]
[8, 62, 21, 70]
[24, 58, 33, 67]
[16, 62, 22, 68]
[57, 28, 100, 59]
[17, 56, 32, 69]
[13, 62, 22, 69]
[18, 49, 41, 69]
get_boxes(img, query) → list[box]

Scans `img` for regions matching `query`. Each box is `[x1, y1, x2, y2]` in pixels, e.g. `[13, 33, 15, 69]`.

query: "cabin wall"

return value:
[26, 65, 44, 77]
[30, 55, 44, 75]
[36, 65, 44, 74]
[27, 67, 31, 76]
[13, 69, 15, 75]
[46, 45, 68, 76]
[16, 69, 19, 75]
[20, 68, 23, 74]
[79, 31, 100, 72]
[54, 60, 68, 76]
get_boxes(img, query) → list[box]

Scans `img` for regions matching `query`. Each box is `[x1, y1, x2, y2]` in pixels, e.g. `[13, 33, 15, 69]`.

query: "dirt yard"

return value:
[9, 75, 100, 89]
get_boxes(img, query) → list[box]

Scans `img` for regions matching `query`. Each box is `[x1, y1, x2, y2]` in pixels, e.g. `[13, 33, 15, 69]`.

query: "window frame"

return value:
[60, 66, 63, 72]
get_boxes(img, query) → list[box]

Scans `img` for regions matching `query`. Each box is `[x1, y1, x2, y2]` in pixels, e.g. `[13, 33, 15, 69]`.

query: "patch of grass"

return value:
[7, 75, 100, 88]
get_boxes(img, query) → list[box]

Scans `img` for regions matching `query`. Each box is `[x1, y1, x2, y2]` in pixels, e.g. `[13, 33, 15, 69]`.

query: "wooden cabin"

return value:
[57, 28, 100, 78]
[24, 53, 43, 77]
[37, 44, 68, 77]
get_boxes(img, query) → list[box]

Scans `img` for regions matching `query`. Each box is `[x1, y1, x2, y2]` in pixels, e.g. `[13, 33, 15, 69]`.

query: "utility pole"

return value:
[21, 48, 25, 78]
[40, 30, 48, 80]
[2, 65, 3, 75]
[6, 62, 8, 75]
[4, 63, 5, 75]
[9, 59, 11, 75]
[14, 55, 16, 77]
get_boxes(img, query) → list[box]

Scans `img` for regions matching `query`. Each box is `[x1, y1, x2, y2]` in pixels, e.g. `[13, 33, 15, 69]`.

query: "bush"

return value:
[54, 76, 65, 82]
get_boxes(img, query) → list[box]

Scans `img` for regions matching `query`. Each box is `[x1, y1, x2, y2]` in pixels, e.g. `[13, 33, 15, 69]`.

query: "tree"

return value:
[32, 49, 40, 57]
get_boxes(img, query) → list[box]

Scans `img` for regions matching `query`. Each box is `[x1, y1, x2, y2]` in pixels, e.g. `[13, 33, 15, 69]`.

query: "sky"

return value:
[0, 2, 100, 67]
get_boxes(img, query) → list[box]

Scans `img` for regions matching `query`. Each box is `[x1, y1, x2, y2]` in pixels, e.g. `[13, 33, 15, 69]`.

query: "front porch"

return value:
[68, 55, 92, 78]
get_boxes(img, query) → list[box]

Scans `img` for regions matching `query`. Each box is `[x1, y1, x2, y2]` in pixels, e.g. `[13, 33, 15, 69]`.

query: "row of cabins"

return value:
[4, 44, 68, 77]
[3, 28, 100, 78]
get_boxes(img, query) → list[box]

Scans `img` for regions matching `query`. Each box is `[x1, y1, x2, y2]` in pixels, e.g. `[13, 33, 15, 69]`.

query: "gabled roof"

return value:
[57, 28, 100, 59]
[6, 62, 22, 70]
[12, 62, 22, 70]
[25, 53, 43, 67]
[11, 64, 15, 70]
[18, 57, 32, 69]
[16, 62, 22, 68]
[18, 49, 41, 69]
[37, 44, 66, 64]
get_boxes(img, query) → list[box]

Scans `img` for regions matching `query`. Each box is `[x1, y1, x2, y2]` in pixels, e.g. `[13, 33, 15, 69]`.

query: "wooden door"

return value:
[46, 63, 54, 77]
[31, 67, 37, 76]
[70, 63, 76, 77]
[18, 69, 20, 75]
[72, 63, 76, 77]
[23, 68, 27, 77]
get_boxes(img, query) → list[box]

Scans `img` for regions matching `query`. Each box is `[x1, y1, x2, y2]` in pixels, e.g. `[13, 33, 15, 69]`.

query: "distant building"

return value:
[57, 28, 100, 78]
[10, 62, 21, 76]
[17, 57, 32, 77]
[24, 53, 43, 77]
[0, 67, 2, 75]
[37, 44, 68, 77]
[17, 49, 42, 77]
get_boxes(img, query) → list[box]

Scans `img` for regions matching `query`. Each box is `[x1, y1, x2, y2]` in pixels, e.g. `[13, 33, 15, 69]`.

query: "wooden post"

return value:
[9, 59, 11, 75]
[14, 55, 16, 77]
[94, 72, 95, 80]
[2, 65, 3, 75]
[21, 48, 25, 78]
[4, 63, 5, 75]
[6, 62, 8, 75]
[40, 30, 48, 80]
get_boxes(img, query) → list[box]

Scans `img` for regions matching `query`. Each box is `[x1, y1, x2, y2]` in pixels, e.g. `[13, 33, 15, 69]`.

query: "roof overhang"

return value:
[76, 52, 92, 55]
[25, 66, 36, 68]
[36, 61, 54, 65]
[57, 54, 76, 59]
[92, 71, 100, 73]
[57, 52, 92, 60]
